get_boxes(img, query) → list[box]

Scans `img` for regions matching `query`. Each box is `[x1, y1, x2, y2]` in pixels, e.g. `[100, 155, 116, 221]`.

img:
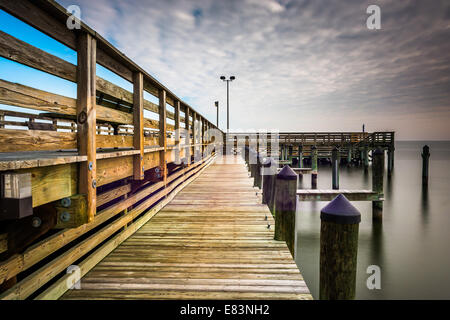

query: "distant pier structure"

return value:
[227, 131, 395, 173]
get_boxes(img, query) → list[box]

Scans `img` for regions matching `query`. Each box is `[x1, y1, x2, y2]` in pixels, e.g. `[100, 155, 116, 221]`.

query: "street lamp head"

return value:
[230, 76, 235, 81]
[220, 76, 226, 81]
[214, 101, 219, 107]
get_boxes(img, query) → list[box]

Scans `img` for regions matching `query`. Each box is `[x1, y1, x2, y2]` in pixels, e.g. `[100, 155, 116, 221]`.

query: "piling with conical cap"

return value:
[320, 194, 361, 300]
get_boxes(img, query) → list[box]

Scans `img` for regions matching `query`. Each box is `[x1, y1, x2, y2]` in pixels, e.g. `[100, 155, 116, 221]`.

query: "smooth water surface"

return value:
[295, 141, 450, 299]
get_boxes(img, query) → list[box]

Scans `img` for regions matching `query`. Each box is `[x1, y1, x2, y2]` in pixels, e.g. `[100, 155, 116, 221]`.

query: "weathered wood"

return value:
[184, 107, 191, 165]
[273, 166, 297, 257]
[77, 33, 97, 222]
[0, 233, 7, 255]
[0, 129, 76, 152]
[320, 195, 360, 300]
[133, 72, 144, 180]
[53, 195, 88, 229]
[296, 189, 382, 202]
[56, 155, 311, 300]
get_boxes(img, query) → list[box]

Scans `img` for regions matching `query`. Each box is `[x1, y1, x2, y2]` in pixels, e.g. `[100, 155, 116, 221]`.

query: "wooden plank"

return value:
[0, 233, 7, 254]
[159, 89, 167, 184]
[133, 72, 144, 180]
[59, 155, 311, 300]
[77, 33, 97, 222]
[296, 189, 382, 201]
[0, 128, 76, 152]
[36, 156, 215, 300]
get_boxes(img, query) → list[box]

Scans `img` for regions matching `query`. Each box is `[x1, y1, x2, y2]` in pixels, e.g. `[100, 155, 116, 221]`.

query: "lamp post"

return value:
[220, 75, 235, 132]
[214, 101, 219, 127]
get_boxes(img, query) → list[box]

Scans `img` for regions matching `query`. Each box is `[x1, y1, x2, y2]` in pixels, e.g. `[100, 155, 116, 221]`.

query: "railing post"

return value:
[184, 106, 191, 166]
[76, 32, 97, 222]
[311, 145, 318, 189]
[132, 71, 144, 180]
[158, 89, 167, 185]
[332, 146, 339, 190]
[422, 145, 430, 186]
[174, 100, 181, 164]
[273, 165, 298, 257]
[320, 194, 361, 300]
[262, 157, 276, 206]
[372, 148, 384, 220]
[347, 145, 352, 167]
[250, 149, 256, 178]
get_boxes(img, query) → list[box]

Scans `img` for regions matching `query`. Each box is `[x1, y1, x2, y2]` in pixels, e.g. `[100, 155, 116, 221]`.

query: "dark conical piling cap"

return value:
[423, 145, 430, 154]
[277, 165, 297, 180]
[320, 194, 361, 224]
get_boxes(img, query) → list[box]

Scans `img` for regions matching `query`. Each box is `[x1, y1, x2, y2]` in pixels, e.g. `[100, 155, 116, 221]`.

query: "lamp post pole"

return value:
[220, 76, 235, 133]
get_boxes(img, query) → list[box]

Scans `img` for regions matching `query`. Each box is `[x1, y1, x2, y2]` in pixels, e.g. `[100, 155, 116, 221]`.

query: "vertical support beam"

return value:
[298, 144, 303, 168]
[372, 148, 384, 220]
[201, 117, 205, 157]
[158, 89, 167, 185]
[184, 106, 191, 166]
[174, 100, 181, 164]
[347, 145, 352, 167]
[273, 165, 298, 257]
[320, 194, 361, 300]
[267, 132, 272, 156]
[76, 33, 96, 222]
[133, 72, 144, 180]
[422, 145, 430, 186]
[262, 158, 275, 206]
[332, 147, 339, 190]
[311, 145, 318, 189]
[387, 146, 394, 176]
[363, 146, 369, 172]
[256, 132, 260, 154]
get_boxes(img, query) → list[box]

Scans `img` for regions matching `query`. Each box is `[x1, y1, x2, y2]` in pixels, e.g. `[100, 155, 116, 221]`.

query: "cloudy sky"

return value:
[56, 0, 450, 140]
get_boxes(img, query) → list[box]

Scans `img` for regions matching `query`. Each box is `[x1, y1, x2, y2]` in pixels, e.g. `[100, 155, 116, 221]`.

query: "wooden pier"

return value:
[54, 155, 311, 300]
[0, 0, 395, 301]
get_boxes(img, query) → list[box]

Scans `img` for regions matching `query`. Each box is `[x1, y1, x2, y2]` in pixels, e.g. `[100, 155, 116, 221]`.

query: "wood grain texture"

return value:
[60, 155, 312, 300]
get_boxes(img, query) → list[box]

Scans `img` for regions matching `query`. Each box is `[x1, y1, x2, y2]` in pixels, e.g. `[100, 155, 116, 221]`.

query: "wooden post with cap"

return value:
[273, 165, 298, 257]
[320, 194, 361, 300]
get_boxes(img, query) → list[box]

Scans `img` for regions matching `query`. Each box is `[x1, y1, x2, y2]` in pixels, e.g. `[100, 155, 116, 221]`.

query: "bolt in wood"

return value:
[273, 165, 298, 257]
[372, 148, 384, 220]
[320, 194, 361, 300]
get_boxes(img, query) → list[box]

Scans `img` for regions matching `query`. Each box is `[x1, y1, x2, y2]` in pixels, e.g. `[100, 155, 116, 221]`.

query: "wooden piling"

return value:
[254, 153, 262, 189]
[262, 157, 276, 205]
[311, 145, 318, 189]
[363, 146, 369, 172]
[332, 146, 339, 190]
[298, 144, 303, 168]
[387, 146, 394, 176]
[347, 145, 352, 167]
[422, 145, 430, 186]
[273, 165, 298, 257]
[320, 194, 361, 300]
[372, 148, 384, 220]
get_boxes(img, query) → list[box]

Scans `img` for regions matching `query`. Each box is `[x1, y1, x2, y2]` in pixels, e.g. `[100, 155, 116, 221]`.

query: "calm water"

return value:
[294, 141, 450, 299]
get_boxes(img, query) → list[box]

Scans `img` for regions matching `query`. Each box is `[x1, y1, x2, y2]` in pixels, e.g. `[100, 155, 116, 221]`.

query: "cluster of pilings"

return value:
[241, 145, 383, 300]
[275, 142, 396, 177]
[241, 142, 432, 300]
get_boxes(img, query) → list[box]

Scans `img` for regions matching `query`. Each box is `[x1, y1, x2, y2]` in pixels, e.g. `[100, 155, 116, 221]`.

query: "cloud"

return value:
[57, 0, 450, 139]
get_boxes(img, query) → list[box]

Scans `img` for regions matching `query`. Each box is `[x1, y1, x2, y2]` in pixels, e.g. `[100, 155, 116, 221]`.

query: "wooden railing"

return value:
[0, 0, 221, 299]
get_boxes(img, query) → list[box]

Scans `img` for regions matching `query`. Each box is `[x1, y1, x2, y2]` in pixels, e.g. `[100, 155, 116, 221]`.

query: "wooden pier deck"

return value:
[60, 155, 312, 300]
